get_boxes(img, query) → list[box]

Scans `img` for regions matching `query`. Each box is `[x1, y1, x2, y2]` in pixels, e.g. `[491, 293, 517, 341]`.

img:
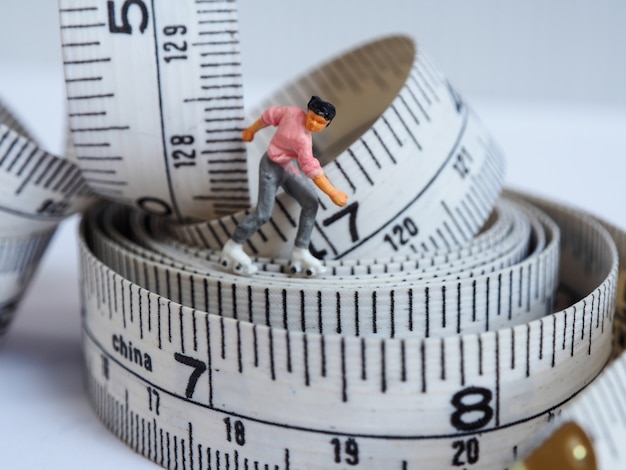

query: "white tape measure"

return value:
[60, 0, 248, 222]
[0, 100, 95, 336]
[1, 1, 626, 469]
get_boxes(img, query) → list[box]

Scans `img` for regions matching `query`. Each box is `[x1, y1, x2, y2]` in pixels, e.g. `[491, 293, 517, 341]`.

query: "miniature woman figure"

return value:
[220, 96, 348, 276]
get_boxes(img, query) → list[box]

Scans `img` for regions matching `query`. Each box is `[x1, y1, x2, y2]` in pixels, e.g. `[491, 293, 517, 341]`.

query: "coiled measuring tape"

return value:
[1, 1, 625, 469]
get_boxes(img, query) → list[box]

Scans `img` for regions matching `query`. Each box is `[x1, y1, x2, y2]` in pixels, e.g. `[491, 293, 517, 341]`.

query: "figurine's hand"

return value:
[242, 128, 255, 142]
[312, 173, 348, 207]
[331, 190, 348, 207]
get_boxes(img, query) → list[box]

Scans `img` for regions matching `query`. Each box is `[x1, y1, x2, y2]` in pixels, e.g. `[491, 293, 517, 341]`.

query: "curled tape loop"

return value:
[168, 36, 505, 260]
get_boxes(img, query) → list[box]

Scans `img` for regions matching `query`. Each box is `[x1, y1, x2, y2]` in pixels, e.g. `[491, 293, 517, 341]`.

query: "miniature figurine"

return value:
[220, 96, 348, 276]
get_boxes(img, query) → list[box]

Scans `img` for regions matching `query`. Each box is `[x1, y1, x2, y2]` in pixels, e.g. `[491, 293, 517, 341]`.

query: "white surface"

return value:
[1, 3, 626, 470]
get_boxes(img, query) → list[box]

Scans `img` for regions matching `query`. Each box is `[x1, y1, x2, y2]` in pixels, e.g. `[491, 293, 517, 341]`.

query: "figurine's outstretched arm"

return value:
[312, 173, 348, 207]
[242, 119, 266, 142]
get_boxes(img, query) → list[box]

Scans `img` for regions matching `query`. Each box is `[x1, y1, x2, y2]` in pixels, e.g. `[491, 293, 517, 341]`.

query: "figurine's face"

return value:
[305, 110, 330, 132]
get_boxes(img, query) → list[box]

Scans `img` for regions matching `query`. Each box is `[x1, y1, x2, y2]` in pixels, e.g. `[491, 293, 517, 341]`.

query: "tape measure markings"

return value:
[86, 197, 562, 342]
[165, 37, 504, 265]
[0, 227, 57, 337]
[169, 2, 249, 215]
[171, 134, 503, 263]
[0, 101, 35, 141]
[0, 230, 57, 273]
[340, 97, 474, 249]
[77, 197, 616, 468]
[64, 151, 616, 466]
[75, 212, 612, 466]
[0, 127, 32, 169]
[154, 199, 537, 282]
[0, 229, 57, 315]
[0, 125, 93, 223]
[532, 346, 626, 468]
[1, 3, 624, 467]
[86, 370, 291, 470]
[59, 0, 249, 221]
[0, 93, 95, 336]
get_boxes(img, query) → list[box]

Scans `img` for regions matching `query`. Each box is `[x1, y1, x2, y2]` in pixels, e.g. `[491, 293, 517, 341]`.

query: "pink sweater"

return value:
[261, 106, 323, 178]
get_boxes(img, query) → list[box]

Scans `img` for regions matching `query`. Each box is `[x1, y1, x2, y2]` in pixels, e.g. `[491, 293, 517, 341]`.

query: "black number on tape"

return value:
[147, 386, 161, 415]
[174, 353, 207, 399]
[323, 202, 360, 243]
[163, 25, 187, 36]
[453, 147, 473, 179]
[383, 217, 419, 251]
[446, 80, 464, 113]
[170, 135, 194, 146]
[224, 418, 246, 446]
[452, 437, 480, 466]
[170, 135, 196, 168]
[163, 25, 188, 64]
[308, 242, 328, 260]
[107, 0, 149, 35]
[36, 199, 70, 216]
[450, 386, 494, 431]
[330, 437, 359, 466]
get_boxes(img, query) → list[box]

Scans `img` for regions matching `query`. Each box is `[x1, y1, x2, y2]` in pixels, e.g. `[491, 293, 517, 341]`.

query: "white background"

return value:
[0, 1, 625, 469]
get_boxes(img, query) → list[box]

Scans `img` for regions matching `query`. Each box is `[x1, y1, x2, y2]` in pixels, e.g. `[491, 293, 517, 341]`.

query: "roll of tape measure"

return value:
[1, 1, 625, 469]
[78, 190, 619, 470]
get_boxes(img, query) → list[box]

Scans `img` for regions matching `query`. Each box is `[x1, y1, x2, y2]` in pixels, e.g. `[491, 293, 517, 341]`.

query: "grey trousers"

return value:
[232, 153, 319, 249]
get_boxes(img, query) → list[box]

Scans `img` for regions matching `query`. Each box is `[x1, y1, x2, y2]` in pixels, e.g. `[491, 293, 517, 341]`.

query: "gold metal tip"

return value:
[514, 421, 597, 470]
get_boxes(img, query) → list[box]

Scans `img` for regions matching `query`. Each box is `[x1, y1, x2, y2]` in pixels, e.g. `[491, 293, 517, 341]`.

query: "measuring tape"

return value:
[78, 191, 620, 470]
[1, 1, 625, 468]
[0, 100, 94, 336]
[511, 219, 626, 470]
[167, 35, 505, 261]
[59, 0, 248, 222]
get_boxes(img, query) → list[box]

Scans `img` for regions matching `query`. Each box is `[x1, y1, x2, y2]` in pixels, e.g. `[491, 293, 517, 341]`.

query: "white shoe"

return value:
[288, 246, 326, 277]
[219, 239, 258, 275]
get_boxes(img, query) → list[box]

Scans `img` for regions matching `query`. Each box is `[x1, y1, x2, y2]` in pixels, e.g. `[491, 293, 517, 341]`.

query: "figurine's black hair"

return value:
[307, 96, 336, 123]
